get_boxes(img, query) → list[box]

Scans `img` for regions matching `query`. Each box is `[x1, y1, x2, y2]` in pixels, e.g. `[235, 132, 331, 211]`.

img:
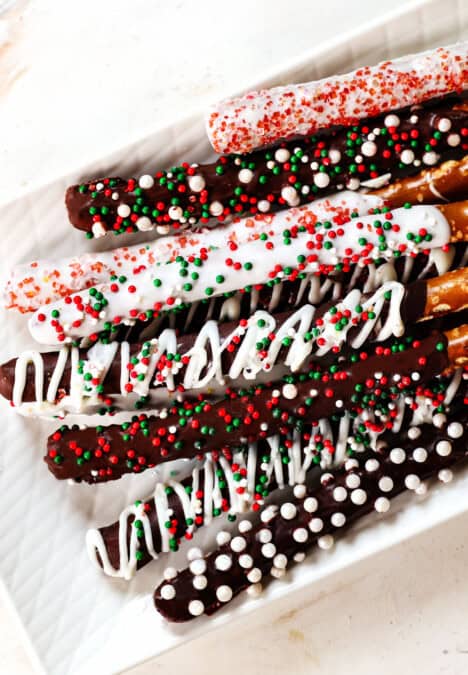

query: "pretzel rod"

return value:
[372, 155, 468, 206]
[4, 267, 466, 416]
[154, 404, 467, 622]
[206, 43, 468, 154]
[4, 192, 383, 313]
[29, 203, 463, 346]
[65, 97, 468, 238]
[424, 267, 468, 317]
[87, 371, 463, 579]
[45, 328, 466, 483]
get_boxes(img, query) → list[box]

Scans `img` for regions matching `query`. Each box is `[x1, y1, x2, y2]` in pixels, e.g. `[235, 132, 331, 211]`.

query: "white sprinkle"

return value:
[437, 118, 451, 132]
[447, 422, 463, 439]
[331, 512, 346, 527]
[261, 505, 278, 523]
[216, 585, 233, 603]
[345, 474, 360, 489]
[168, 205, 183, 221]
[257, 528, 272, 544]
[309, 518, 323, 533]
[390, 448, 406, 464]
[160, 584, 175, 600]
[274, 148, 290, 163]
[374, 497, 390, 513]
[304, 497, 318, 513]
[408, 427, 421, 440]
[273, 553, 288, 569]
[413, 447, 428, 463]
[400, 149, 415, 165]
[361, 141, 377, 157]
[193, 575, 208, 590]
[282, 383, 298, 400]
[187, 547, 203, 562]
[188, 600, 204, 617]
[379, 476, 394, 493]
[163, 566, 177, 581]
[432, 413, 446, 429]
[280, 503, 297, 520]
[188, 174, 206, 192]
[238, 520, 253, 533]
[209, 200, 224, 216]
[293, 484, 306, 499]
[384, 114, 400, 128]
[333, 486, 347, 502]
[346, 177, 360, 190]
[314, 172, 330, 189]
[117, 203, 131, 218]
[329, 149, 341, 164]
[139, 174, 154, 189]
[238, 168, 254, 184]
[447, 133, 460, 147]
[409, 114, 419, 124]
[436, 440, 452, 457]
[215, 554, 232, 571]
[216, 531, 231, 546]
[239, 554, 254, 569]
[91, 221, 106, 238]
[247, 568, 262, 584]
[156, 224, 170, 235]
[231, 536, 246, 553]
[262, 543, 277, 558]
[351, 489, 367, 505]
[293, 528, 308, 543]
[189, 559, 206, 576]
[281, 186, 300, 206]
[438, 469, 453, 483]
[422, 151, 439, 166]
[257, 199, 270, 213]
[136, 216, 153, 231]
[294, 552, 306, 562]
[405, 474, 421, 490]
[318, 535, 334, 550]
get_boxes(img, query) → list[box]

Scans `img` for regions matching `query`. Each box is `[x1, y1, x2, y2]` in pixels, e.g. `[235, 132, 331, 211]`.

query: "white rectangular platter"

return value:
[0, 1, 467, 673]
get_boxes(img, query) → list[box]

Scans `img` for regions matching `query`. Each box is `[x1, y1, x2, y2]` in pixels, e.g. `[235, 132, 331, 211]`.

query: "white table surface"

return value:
[1, 1, 467, 674]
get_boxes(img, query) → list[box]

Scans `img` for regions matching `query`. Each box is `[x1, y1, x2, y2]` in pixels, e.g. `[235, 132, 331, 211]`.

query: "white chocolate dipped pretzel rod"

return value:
[206, 42, 468, 154]
[3, 192, 383, 313]
[28, 202, 466, 345]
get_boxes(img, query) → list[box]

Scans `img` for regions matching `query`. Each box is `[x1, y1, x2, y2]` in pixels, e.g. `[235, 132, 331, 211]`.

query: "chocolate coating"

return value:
[66, 97, 468, 236]
[0, 276, 429, 405]
[154, 398, 467, 622]
[45, 331, 453, 483]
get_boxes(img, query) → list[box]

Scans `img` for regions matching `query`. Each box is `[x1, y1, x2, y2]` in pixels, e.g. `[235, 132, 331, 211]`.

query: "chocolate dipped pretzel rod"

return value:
[10, 149, 468, 316]
[206, 43, 468, 154]
[4, 192, 383, 313]
[29, 202, 467, 345]
[87, 370, 464, 579]
[154, 403, 467, 622]
[373, 155, 468, 206]
[45, 326, 468, 483]
[66, 97, 468, 237]
[4, 268, 467, 416]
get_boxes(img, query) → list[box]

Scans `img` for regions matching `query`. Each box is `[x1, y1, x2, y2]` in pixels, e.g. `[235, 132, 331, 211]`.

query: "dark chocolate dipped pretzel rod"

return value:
[45, 327, 467, 483]
[87, 371, 462, 578]
[66, 97, 468, 238]
[154, 398, 467, 622]
[3, 267, 467, 415]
